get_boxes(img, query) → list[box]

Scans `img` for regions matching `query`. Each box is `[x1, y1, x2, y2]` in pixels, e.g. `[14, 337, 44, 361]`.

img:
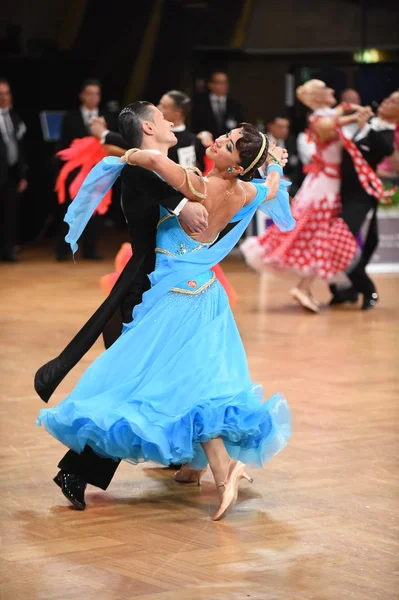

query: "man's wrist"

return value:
[171, 197, 188, 216]
[100, 129, 110, 144]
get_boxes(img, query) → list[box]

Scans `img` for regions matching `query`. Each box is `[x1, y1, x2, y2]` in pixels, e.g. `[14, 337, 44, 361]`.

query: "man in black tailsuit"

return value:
[330, 91, 399, 310]
[56, 79, 111, 261]
[0, 78, 28, 262]
[35, 102, 208, 510]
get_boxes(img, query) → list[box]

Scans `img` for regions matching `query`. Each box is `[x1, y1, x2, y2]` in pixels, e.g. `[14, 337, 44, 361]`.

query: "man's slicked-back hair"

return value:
[166, 90, 191, 117]
[118, 101, 155, 147]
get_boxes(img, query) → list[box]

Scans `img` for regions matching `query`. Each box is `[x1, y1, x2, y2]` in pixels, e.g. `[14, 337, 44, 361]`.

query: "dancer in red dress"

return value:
[241, 79, 372, 313]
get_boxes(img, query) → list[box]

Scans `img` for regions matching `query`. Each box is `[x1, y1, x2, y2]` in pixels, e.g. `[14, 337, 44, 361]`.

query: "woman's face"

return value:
[206, 128, 245, 172]
[313, 85, 336, 108]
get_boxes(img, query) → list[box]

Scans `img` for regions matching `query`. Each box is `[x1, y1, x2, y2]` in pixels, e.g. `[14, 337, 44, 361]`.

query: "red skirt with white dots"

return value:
[241, 174, 359, 280]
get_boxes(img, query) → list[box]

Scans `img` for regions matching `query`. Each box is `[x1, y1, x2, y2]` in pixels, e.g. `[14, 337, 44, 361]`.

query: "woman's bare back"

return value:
[180, 177, 258, 243]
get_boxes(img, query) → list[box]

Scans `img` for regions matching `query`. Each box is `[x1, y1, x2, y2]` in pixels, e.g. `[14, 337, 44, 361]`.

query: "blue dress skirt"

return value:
[37, 177, 294, 469]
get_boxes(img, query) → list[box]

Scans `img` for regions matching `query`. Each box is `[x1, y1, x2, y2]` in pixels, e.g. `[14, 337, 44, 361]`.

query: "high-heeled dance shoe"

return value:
[289, 287, 319, 313]
[212, 460, 253, 521]
[174, 465, 207, 486]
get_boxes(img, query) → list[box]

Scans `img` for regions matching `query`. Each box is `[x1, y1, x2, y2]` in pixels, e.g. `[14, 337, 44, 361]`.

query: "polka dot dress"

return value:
[241, 111, 359, 280]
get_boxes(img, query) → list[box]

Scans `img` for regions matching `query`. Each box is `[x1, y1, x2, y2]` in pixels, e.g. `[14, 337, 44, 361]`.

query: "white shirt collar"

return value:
[172, 124, 186, 132]
[81, 106, 99, 118]
[370, 117, 396, 131]
[355, 116, 396, 141]
[210, 94, 226, 104]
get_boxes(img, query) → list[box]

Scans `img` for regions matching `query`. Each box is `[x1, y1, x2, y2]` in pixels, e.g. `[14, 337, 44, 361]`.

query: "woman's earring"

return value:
[227, 167, 233, 173]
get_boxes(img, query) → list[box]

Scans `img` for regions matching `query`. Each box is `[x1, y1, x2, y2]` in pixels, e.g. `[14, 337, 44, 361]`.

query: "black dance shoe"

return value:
[361, 291, 379, 311]
[53, 470, 87, 510]
[329, 284, 358, 305]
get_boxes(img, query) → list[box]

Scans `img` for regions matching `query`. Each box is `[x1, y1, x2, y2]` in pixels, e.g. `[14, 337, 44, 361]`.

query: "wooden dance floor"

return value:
[1, 244, 398, 600]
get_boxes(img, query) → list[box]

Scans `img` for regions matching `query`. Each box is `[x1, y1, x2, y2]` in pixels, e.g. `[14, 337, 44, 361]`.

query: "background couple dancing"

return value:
[242, 80, 398, 313]
[36, 102, 294, 521]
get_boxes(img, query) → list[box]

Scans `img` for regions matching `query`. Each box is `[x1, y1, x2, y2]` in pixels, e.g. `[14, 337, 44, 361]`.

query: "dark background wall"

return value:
[1, 0, 398, 240]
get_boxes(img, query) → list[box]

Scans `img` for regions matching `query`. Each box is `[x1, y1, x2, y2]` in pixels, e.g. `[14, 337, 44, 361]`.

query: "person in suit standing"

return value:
[56, 78, 108, 261]
[266, 114, 301, 196]
[157, 89, 206, 169]
[192, 71, 244, 139]
[0, 78, 28, 262]
[35, 102, 208, 509]
[329, 91, 399, 310]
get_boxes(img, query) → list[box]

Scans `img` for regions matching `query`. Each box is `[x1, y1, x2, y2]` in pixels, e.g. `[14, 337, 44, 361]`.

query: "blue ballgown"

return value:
[37, 163, 294, 470]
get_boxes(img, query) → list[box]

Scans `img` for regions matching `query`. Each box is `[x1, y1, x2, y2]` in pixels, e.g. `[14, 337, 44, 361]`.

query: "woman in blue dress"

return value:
[38, 109, 295, 521]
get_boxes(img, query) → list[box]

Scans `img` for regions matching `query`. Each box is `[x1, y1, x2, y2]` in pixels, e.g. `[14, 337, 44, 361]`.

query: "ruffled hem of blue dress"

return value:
[37, 386, 291, 470]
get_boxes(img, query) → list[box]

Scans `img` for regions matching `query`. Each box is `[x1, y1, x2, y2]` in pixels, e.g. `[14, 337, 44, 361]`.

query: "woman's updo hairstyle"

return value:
[236, 122, 269, 182]
[296, 79, 326, 108]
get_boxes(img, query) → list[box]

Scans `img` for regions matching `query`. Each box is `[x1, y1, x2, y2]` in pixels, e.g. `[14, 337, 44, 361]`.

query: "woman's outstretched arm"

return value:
[121, 149, 206, 203]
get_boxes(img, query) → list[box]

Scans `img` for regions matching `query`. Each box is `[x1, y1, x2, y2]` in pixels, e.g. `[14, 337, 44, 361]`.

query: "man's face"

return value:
[378, 92, 399, 123]
[79, 85, 101, 110]
[157, 94, 179, 124]
[268, 118, 290, 141]
[146, 106, 177, 147]
[208, 72, 229, 97]
[0, 82, 12, 110]
[341, 89, 361, 105]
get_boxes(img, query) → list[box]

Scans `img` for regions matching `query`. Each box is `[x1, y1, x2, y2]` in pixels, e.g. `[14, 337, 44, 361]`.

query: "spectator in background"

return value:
[157, 90, 205, 169]
[192, 71, 244, 139]
[0, 78, 28, 262]
[266, 114, 301, 195]
[341, 88, 361, 105]
[56, 78, 110, 261]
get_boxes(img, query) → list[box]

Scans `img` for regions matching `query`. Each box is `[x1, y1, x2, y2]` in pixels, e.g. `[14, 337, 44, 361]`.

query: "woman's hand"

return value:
[267, 142, 288, 167]
[354, 105, 373, 130]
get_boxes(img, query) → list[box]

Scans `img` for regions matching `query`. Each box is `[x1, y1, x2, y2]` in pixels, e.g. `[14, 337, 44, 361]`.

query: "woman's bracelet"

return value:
[124, 148, 141, 165]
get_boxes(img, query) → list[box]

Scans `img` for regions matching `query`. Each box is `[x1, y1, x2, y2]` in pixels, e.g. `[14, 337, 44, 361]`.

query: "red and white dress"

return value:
[241, 109, 359, 280]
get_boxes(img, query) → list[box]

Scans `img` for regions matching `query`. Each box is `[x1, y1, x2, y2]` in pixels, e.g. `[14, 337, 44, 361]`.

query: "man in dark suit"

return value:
[35, 101, 208, 510]
[330, 91, 399, 310]
[158, 90, 205, 169]
[266, 113, 301, 196]
[192, 71, 244, 139]
[56, 78, 109, 261]
[0, 78, 28, 262]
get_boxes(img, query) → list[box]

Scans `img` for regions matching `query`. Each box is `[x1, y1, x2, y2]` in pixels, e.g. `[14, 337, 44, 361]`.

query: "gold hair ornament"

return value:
[241, 132, 267, 175]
